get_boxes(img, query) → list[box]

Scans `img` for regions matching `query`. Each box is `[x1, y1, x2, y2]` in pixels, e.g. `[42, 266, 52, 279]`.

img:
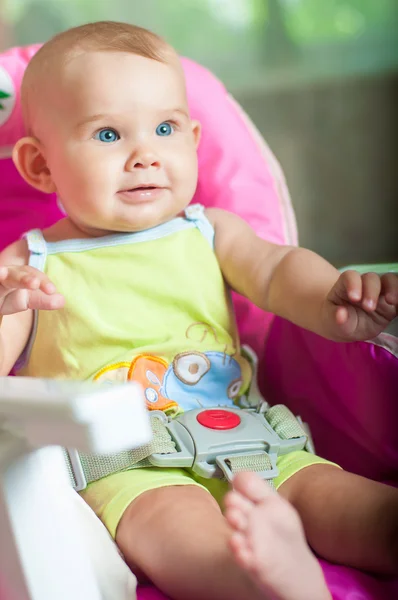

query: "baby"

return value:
[1, 21, 398, 600]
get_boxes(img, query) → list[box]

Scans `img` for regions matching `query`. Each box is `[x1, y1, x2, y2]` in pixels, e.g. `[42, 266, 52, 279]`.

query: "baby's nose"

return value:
[134, 158, 160, 169]
[126, 148, 160, 170]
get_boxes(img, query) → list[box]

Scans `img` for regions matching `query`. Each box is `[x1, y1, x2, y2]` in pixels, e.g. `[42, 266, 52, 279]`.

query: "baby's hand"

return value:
[323, 270, 398, 341]
[0, 265, 64, 316]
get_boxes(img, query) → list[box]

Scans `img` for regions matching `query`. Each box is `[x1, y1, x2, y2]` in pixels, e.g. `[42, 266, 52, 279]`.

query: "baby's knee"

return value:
[115, 483, 227, 580]
[119, 483, 220, 537]
[277, 462, 341, 504]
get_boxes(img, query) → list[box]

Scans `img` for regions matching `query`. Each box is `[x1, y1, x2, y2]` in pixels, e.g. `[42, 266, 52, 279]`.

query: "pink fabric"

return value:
[1, 43, 398, 600]
[262, 320, 398, 481]
[262, 319, 398, 599]
[137, 587, 169, 600]
[320, 561, 398, 600]
[138, 563, 398, 600]
[0, 159, 62, 245]
[136, 566, 398, 600]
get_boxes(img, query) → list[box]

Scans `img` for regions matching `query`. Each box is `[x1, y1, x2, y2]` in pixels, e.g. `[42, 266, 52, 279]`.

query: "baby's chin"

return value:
[74, 196, 192, 235]
[114, 201, 190, 232]
[104, 212, 179, 234]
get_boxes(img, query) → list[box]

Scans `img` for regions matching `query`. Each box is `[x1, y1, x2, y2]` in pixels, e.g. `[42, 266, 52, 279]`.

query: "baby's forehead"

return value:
[26, 49, 188, 131]
[55, 51, 184, 100]
[68, 49, 180, 79]
[70, 53, 186, 110]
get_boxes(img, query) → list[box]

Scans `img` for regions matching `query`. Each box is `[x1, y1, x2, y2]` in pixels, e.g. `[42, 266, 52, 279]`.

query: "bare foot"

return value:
[224, 472, 331, 600]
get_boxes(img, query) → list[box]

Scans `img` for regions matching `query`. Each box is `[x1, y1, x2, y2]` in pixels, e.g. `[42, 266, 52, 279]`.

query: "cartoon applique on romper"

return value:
[95, 326, 245, 415]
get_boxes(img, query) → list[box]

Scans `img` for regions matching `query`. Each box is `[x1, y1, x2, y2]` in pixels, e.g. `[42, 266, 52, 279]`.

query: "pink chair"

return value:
[1, 44, 398, 600]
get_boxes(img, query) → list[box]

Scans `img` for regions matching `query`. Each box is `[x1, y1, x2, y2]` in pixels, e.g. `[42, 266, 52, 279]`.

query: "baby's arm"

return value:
[208, 209, 397, 342]
[0, 241, 64, 375]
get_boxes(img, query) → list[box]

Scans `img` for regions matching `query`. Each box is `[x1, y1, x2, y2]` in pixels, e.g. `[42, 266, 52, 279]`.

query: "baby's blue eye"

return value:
[94, 128, 120, 143]
[156, 122, 174, 137]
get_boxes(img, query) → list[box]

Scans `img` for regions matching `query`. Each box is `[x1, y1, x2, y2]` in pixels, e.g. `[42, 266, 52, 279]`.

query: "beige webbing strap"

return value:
[66, 416, 177, 487]
[265, 404, 309, 446]
[225, 453, 275, 489]
[222, 406, 309, 487]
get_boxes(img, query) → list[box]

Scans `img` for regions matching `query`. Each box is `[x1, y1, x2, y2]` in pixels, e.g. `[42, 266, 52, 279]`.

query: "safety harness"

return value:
[65, 403, 314, 491]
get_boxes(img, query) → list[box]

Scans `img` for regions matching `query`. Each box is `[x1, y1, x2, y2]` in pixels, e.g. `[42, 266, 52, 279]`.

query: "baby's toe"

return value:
[224, 489, 253, 514]
[225, 506, 249, 532]
[233, 472, 275, 505]
[229, 531, 254, 570]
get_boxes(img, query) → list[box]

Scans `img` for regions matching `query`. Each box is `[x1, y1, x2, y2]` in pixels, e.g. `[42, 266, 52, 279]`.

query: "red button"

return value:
[197, 409, 241, 430]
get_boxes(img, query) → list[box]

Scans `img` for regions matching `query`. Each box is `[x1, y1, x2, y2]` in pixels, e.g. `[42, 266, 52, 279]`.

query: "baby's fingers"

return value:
[381, 273, 398, 306]
[333, 304, 358, 337]
[342, 270, 381, 310]
[0, 266, 56, 295]
[360, 272, 381, 312]
[27, 290, 65, 311]
[336, 270, 363, 303]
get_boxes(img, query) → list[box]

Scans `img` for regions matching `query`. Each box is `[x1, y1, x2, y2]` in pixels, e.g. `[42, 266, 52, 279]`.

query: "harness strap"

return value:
[65, 405, 310, 491]
[24, 229, 48, 270]
[224, 453, 276, 489]
[219, 406, 309, 487]
[266, 404, 311, 450]
[65, 416, 177, 490]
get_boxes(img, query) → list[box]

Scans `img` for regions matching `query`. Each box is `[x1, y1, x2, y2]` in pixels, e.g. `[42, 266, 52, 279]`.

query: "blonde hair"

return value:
[22, 21, 172, 132]
[32, 21, 168, 63]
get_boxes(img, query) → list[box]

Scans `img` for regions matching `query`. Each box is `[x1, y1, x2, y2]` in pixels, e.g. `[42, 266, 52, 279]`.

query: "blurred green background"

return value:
[1, 0, 397, 265]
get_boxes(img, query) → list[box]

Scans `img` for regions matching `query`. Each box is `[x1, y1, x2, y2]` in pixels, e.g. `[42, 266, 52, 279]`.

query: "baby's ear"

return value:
[12, 137, 56, 194]
[191, 120, 201, 149]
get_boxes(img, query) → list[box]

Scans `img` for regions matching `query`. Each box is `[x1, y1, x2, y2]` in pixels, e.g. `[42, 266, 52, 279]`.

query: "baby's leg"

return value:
[227, 464, 398, 583]
[116, 484, 328, 600]
[279, 464, 398, 574]
[225, 473, 331, 600]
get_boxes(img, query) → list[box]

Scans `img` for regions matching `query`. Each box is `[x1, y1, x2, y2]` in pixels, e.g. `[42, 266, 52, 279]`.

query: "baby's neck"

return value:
[42, 214, 182, 243]
[42, 218, 97, 243]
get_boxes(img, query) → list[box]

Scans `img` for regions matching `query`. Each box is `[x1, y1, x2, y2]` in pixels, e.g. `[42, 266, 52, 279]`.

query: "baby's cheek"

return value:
[75, 157, 108, 185]
[181, 160, 199, 195]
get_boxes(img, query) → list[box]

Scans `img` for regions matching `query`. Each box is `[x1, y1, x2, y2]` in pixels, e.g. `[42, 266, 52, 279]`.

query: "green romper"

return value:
[17, 204, 330, 537]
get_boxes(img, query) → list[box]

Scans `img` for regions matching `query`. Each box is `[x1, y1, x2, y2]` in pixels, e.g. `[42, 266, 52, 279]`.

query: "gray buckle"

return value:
[149, 408, 292, 482]
[65, 408, 309, 489]
[65, 448, 87, 492]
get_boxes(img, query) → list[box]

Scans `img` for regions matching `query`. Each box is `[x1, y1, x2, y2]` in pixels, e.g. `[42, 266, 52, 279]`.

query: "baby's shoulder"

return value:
[204, 207, 235, 229]
[204, 207, 249, 236]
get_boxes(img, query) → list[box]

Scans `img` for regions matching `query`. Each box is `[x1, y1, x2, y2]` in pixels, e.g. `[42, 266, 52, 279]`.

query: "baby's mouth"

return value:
[121, 184, 161, 192]
[129, 185, 157, 192]
[118, 185, 165, 203]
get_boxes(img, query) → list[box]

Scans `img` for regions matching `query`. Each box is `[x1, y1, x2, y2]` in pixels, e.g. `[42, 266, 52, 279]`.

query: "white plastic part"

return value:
[0, 377, 150, 600]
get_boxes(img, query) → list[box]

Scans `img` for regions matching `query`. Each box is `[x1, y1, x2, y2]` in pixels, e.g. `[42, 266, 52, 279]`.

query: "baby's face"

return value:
[37, 51, 200, 234]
